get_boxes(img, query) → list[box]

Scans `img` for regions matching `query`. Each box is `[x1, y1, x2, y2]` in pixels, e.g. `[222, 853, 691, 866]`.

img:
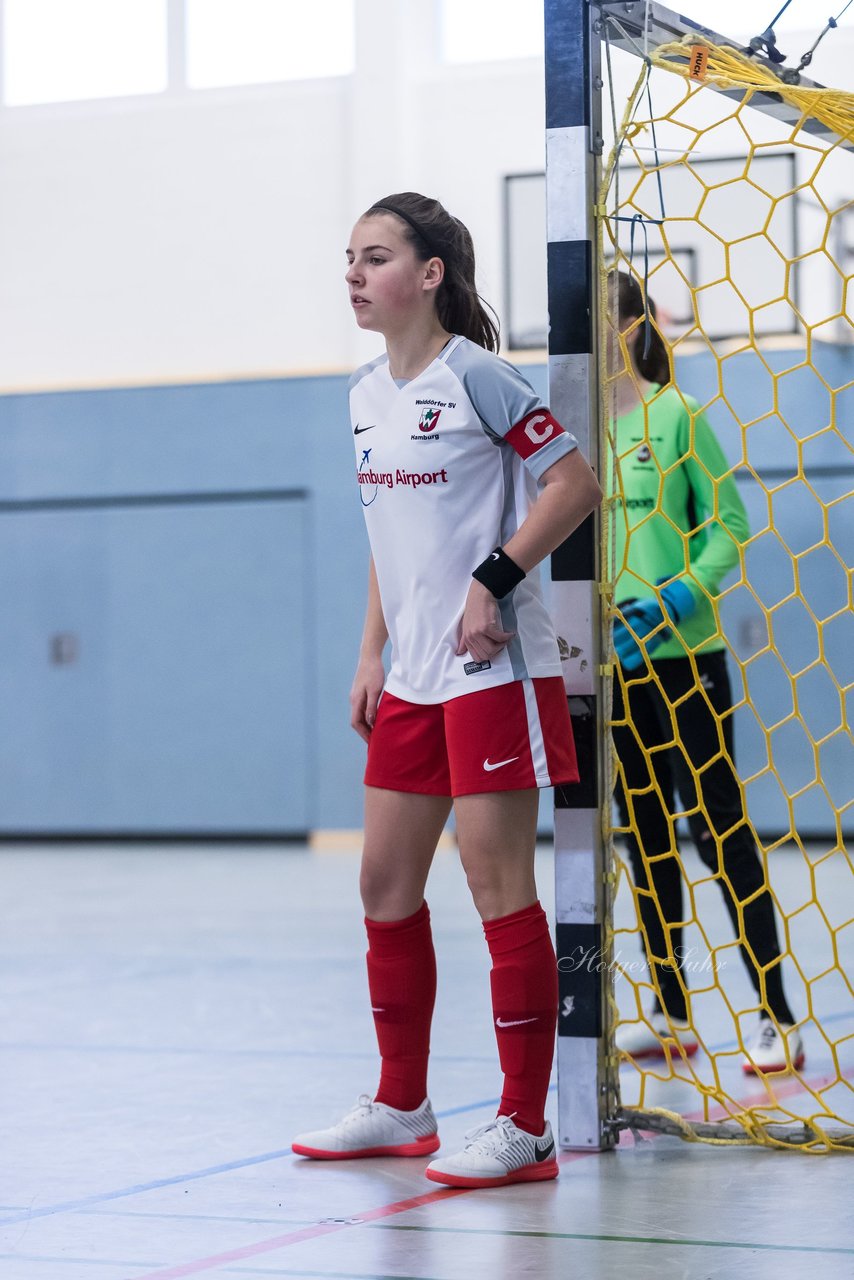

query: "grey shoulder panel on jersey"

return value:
[525, 431, 577, 481]
[445, 340, 543, 442]
[348, 351, 388, 394]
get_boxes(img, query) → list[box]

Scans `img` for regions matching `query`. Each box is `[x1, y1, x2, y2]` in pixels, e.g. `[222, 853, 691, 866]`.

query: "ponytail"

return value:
[614, 270, 672, 386]
[363, 192, 500, 353]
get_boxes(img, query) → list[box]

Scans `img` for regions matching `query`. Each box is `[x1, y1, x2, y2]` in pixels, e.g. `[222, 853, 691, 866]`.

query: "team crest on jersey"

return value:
[636, 443, 652, 463]
[418, 407, 441, 432]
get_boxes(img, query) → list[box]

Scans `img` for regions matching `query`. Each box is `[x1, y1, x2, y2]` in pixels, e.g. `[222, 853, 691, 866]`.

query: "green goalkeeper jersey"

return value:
[611, 383, 749, 658]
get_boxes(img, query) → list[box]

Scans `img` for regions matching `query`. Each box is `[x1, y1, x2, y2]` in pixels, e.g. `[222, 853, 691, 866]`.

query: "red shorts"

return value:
[364, 676, 579, 798]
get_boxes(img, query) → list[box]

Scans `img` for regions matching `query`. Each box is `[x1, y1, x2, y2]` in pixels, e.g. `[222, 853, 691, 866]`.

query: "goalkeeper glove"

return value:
[614, 578, 697, 671]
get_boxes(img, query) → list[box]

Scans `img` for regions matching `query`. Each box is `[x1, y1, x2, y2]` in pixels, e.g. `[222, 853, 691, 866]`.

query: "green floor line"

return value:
[229, 1270, 436, 1280]
[373, 1222, 854, 1256]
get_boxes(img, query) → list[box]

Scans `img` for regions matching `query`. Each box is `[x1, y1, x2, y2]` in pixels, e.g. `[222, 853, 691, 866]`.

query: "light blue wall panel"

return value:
[0, 498, 311, 832]
[0, 376, 369, 832]
[674, 344, 854, 474]
[720, 477, 854, 838]
[691, 344, 854, 837]
[0, 351, 848, 836]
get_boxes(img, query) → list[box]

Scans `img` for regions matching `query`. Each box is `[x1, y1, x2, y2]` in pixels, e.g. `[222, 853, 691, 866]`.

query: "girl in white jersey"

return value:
[291, 192, 602, 1189]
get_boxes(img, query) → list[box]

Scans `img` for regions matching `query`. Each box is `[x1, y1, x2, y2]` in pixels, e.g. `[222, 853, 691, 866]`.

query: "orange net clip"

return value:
[688, 44, 709, 80]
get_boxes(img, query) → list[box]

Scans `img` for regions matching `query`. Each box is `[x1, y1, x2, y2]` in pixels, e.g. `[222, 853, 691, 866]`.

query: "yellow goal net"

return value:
[600, 33, 854, 1151]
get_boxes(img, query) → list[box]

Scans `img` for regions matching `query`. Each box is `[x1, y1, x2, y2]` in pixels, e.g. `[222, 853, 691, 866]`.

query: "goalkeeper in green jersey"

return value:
[609, 271, 803, 1075]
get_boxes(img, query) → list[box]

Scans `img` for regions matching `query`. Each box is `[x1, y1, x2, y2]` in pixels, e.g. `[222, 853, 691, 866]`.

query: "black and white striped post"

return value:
[544, 0, 616, 1151]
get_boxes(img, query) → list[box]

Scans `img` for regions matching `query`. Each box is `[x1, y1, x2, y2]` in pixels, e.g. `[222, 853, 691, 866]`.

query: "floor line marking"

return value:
[613, 1062, 852, 1157]
[0, 1151, 297, 1228]
[3, 1072, 846, 1277]
[3, 1041, 848, 1231]
[671, 1061, 853, 1127]
[119, 1068, 849, 1280]
[3, 1006, 851, 1064]
[193, 1271, 432, 1280]
[435, 1086, 553, 1119]
[0, 1041, 498, 1065]
[679, 1006, 854, 1053]
[0, 1253, 161, 1269]
[371, 1223, 854, 1255]
[0, 1093, 541, 1229]
[77, 1209, 313, 1227]
[226, 1270, 432, 1279]
[125, 1189, 470, 1280]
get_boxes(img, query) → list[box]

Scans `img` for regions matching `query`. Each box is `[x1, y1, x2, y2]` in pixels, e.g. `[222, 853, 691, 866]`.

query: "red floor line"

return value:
[126, 1187, 469, 1280]
[627, 1061, 848, 1133]
[128, 1147, 598, 1279]
[688, 1063, 846, 1124]
[129, 1066, 849, 1279]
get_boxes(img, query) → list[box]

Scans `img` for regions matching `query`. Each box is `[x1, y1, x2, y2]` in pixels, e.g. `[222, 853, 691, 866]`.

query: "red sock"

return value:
[365, 901, 436, 1112]
[484, 900, 558, 1137]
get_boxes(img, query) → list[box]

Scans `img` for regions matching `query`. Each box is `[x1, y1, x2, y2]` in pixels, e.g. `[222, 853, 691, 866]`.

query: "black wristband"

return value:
[472, 547, 525, 599]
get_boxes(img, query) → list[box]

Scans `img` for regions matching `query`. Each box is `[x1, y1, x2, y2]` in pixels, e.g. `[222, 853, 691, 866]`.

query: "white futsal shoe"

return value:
[291, 1095, 439, 1160]
[617, 1011, 699, 1059]
[425, 1115, 558, 1188]
[741, 1018, 805, 1075]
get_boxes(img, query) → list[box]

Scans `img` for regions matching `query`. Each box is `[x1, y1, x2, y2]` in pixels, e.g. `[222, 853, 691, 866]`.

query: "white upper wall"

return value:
[0, 81, 355, 389]
[0, 0, 546, 391]
[0, 0, 851, 391]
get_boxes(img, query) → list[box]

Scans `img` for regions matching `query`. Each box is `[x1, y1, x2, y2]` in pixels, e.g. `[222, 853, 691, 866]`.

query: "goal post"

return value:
[547, 0, 854, 1152]
[544, 0, 615, 1152]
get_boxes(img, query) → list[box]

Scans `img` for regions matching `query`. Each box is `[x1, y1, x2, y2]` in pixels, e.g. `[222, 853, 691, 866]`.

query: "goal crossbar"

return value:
[600, 0, 854, 151]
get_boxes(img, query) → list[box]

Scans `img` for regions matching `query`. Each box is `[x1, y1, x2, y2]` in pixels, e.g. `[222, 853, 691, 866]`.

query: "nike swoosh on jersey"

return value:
[483, 756, 520, 772]
[354, 423, 376, 435]
[495, 1015, 539, 1027]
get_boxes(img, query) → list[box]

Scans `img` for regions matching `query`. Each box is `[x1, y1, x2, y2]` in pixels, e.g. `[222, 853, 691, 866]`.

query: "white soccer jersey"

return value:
[349, 334, 577, 704]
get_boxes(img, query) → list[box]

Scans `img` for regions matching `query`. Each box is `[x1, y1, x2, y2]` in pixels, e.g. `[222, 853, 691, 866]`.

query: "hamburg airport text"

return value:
[358, 467, 449, 490]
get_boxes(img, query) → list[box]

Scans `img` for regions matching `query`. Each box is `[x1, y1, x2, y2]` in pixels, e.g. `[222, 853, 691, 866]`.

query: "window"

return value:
[185, 0, 355, 89]
[3, 0, 168, 106]
[440, 0, 543, 64]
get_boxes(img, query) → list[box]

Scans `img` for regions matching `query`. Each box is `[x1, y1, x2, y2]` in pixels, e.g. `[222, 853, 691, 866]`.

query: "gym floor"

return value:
[2, 839, 852, 1280]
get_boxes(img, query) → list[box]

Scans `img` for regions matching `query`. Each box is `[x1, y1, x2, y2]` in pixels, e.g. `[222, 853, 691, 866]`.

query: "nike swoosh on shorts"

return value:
[483, 756, 520, 772]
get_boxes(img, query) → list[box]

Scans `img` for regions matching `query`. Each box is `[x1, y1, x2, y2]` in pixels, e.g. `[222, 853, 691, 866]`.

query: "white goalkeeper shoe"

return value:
[291, 1095, 439, 1160]
[617, 1011, 699, 1059]
[425, 1115, 558, 1189]
[741, 1018, 805, 1075]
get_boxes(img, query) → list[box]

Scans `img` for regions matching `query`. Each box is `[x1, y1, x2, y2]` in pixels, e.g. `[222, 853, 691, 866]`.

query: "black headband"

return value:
[370, 203, 439, 257]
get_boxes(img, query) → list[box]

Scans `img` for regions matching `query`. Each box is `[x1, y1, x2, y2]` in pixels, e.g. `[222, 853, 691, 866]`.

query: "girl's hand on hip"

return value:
[350, 655, 386, 743]
[456, 580, 516, 664]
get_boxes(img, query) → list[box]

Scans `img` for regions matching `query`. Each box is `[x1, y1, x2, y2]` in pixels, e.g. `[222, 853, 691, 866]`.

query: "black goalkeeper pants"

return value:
[612, 650, 794, 1025]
